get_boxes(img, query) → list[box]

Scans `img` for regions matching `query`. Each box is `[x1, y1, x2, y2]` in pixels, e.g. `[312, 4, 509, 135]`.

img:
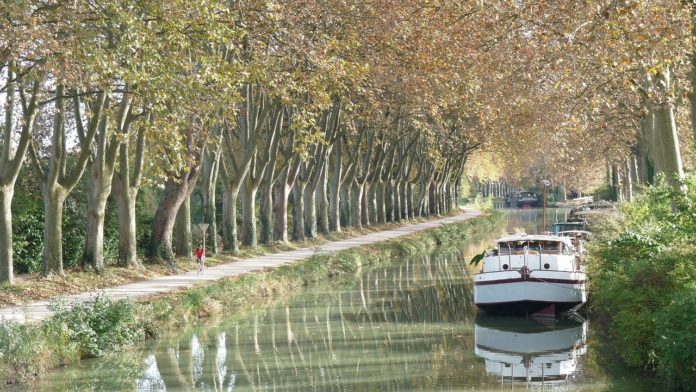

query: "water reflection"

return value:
[474, 314, 588, 389]
[502, 208, 570, 235]
[130, 251, 482, 391]
[21, 211, 643, 391]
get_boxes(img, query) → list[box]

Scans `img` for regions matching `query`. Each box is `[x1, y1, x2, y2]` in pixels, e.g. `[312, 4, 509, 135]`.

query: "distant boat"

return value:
[507, 191, 539, 208]
[551, 221, 585, 234]
[473, 234, 587, 315]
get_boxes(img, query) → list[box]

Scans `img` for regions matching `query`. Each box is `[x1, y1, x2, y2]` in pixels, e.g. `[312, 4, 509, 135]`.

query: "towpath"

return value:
[0, 209, 482, 324]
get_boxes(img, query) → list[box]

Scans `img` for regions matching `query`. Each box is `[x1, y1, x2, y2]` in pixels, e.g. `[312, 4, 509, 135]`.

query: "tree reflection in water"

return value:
[21, 212, 630, 391]
[128, 248, 492, 391]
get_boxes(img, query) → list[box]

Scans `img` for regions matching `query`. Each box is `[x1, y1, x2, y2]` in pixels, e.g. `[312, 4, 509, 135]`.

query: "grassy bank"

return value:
[588, 178, 696, 391]
[0, 212, 503, 386]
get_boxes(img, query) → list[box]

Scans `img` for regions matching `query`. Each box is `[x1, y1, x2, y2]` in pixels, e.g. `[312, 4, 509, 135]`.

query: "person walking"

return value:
[195, 245, 205, 274]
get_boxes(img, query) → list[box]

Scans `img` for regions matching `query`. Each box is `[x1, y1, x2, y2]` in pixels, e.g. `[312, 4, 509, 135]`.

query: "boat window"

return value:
[497, 240, 567, 255]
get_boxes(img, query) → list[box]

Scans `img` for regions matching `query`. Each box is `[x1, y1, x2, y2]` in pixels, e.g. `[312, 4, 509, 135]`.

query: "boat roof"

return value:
[495, 234, 572, 245]
[558, 230, 591, 236]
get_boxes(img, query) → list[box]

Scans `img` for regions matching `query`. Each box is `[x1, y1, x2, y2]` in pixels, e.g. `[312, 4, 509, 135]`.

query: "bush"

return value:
[12, 192, 44, 273]
[0, 320, 46, 384]
[46, 295, 145, 358]
[655, 285, 696, 391]
[589, 174, 696, 386]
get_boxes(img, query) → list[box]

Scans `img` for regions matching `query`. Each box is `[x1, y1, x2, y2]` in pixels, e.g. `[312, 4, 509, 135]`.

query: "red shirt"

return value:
[195, 248, 205, 258]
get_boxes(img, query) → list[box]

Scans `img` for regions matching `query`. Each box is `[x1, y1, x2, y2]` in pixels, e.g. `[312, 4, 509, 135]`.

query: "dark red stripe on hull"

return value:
[475, 300, 582, 315]
[474, 278, 586, 286]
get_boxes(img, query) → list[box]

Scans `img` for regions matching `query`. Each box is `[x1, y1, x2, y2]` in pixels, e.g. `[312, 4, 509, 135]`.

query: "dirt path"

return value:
[0, 209, 482, 324]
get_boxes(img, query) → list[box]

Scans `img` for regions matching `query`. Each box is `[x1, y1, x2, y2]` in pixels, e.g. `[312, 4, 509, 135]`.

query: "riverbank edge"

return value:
[0, 212, 504, 386]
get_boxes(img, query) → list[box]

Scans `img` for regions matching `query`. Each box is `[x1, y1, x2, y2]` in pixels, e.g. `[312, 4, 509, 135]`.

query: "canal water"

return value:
[23, 210, 655, 391]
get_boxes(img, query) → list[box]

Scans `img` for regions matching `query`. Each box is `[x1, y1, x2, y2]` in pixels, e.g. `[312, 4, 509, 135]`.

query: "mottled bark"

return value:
[82, 96, 126, 271]
[398, 181, 408, 220]
[0, 188, 14, 283]
[82, 170, 110, 271]
[33, 87, 102, 276]
[0, 68, 39, 284]
[317, 166, 330, 234]
[625, 157, 634, 202]
[350, 181, 363, 229]
[112, 176, 139, 267]
[241, 179, 258, 247]
[652, 100, 685, 192]
[272, 170, 291, 243]
[200, 144, 221, 254]
[361, 185, 370, 226]
[303, 182, 318, 238]
[292, 181, 306, 241]
[149, 171, 199, 260]
[112, 121, 146, 268]
[174, 195, 192, 257]
[221, 183, 240, 254]
[42, 186, 67, 276]
[339, 183, 351, 227]
[376, 181, 386, 223]
[259, 180, 273, 244]
[406, 183, 414, 219]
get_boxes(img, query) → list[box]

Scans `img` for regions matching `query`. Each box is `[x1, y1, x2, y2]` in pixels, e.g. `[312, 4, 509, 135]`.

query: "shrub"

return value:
[46, 295, 145, 358]
[0, 321, 46, 384]
[12, 192, 44, 273]
[589, 174, 696, 387]
[655, 285, 696, 391]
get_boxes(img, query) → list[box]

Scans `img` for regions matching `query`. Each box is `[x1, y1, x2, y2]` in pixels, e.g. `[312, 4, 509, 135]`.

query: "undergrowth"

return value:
[589, 175, 696, 391]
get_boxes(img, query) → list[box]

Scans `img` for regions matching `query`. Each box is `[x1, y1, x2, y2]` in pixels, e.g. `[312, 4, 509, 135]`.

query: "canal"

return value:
[23, 210, 656, 391]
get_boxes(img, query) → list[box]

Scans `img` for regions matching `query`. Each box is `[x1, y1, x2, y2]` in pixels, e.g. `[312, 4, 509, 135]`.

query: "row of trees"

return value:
[1, 1, 496, 284]
[462, 1, 696, 199]
[4, 1, 695, 284]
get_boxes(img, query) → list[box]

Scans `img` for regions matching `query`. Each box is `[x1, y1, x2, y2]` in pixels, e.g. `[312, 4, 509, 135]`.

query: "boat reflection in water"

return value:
[474, 314, 588, 388]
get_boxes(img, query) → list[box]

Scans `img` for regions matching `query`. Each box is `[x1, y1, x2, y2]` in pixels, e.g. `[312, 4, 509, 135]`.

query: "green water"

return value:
[23, 210, 656, 391]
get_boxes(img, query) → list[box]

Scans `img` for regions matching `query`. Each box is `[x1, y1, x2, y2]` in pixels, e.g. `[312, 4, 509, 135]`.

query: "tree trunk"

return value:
[42, 186, 67, 276]
[376, 181, 386, 223]
[259, 179, 273, 244]
[303, 185, 317, 238]
[200, 149, 220, 254]
[82, 164, 110, 271]
[340, 184, 351, 228]
[350, 181, 363, 229]
[241, 179, 258, 247]
[292, 182, 306, 241]
[361, 184, 370, 226]
[174, 195, 192, 257]
[317, 168, 330, 234]
[394, 181, 408, 220]
[406, 183, 414, 219]
[653, 102, 685, 192]
[149, 178, 192, 260]
[328, 165, 342, 232]
[368, 182, 378, 223]
[112, 179, 139, 267]
[385, 180, 394, 222]
[273, 174, 290, 243]
[222, 183, 241, 254]
[0, 187, 14, 283]
[625, 158, 634, 202]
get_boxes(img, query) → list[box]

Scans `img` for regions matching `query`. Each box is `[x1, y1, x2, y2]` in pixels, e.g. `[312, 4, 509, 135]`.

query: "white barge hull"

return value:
[474, 271, 587, 314]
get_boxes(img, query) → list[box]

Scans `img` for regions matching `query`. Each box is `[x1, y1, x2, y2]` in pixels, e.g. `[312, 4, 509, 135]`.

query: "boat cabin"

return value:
[483, 235, 576, 273]
[551, 221, 585, 234]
